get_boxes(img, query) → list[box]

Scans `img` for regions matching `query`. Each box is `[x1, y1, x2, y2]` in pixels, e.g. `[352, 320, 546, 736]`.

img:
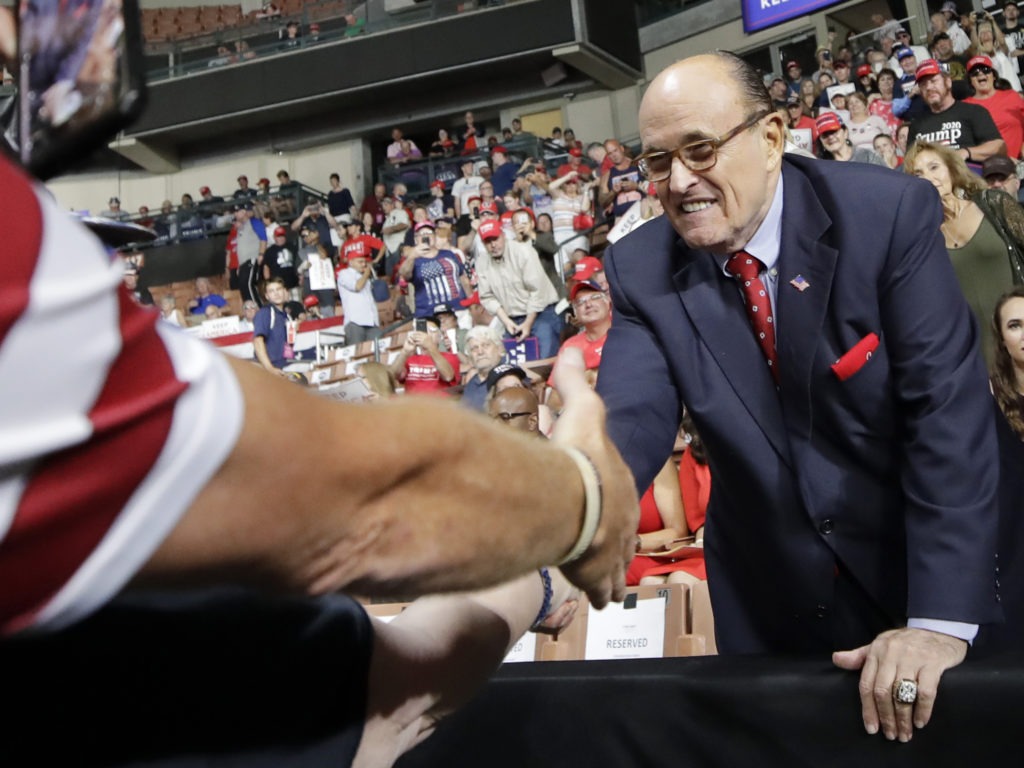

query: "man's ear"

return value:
[762, 112, 787, 168]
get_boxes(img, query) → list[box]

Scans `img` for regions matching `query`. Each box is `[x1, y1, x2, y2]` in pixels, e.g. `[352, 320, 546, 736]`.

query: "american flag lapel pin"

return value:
[790, 275, 810, 292]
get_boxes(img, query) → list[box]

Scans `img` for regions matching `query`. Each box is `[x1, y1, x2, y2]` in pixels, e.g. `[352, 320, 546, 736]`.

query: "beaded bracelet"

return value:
[557, 447, 604, 565]
[530, 567, 554, 631]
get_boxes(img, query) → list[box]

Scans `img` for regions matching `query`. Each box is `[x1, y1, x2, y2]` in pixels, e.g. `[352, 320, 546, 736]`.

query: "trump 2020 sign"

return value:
[742, 0, 843, 33]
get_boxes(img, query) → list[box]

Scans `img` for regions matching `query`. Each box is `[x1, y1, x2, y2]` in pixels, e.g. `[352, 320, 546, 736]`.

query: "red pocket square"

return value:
[831, 333, 879, 381]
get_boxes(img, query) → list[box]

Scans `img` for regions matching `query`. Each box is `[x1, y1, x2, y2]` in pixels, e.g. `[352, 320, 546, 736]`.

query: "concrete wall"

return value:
[46, 140, 367, 215]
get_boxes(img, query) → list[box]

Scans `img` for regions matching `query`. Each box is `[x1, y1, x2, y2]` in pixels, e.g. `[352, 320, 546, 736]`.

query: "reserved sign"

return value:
[584, 593, 667, 660]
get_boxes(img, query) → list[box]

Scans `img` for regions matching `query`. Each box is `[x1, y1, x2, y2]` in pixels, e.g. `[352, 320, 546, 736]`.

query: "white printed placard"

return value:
[199, 315, 241, 338]
[318, 376, 373, 402]
[584, 594, 666, 660]
[502, 632, 538, 664]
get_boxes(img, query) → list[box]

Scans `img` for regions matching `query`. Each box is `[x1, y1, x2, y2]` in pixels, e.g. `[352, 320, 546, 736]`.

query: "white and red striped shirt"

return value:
[0, 157, 244, 635]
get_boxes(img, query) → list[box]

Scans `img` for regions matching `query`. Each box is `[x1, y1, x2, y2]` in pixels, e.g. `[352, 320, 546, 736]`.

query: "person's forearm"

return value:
[428, 349, 455, 382]
[964, 139, 1006, 162]
[141, 357, 588, 598]
[398, 254, 417, 279]
[355, 270, 372, 291]
[388, 348, 409, 378]
[252, 336, 277, 373]
[355, 570, 573, 768]
[491, 303, 514, 331]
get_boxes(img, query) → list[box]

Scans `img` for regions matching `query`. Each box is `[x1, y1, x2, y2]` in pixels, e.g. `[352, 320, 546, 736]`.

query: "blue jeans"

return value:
[508, 304, 563, 359]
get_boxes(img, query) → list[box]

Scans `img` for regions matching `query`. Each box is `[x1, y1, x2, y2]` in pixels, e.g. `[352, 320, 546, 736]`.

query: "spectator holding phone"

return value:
[389, 317, 460, 394]
[399, 220, 472, 319]
[475, 219, 563, 358]
[337, 249, 382, 345]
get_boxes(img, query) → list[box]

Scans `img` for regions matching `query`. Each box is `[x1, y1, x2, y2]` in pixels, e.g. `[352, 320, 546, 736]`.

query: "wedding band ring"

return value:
[893, 678, 918, 705]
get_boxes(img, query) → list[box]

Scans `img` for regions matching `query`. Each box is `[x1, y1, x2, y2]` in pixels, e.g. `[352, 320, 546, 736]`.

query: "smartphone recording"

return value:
[18, 0, 146, 180]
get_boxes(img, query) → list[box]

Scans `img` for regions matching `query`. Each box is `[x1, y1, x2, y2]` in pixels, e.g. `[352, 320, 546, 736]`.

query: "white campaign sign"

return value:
[502, 632, 538, 664]
[584, 595, 666, 660]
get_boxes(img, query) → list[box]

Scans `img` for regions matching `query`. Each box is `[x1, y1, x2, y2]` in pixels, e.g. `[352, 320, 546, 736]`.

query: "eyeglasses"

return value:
[493, 411, 533, 421]
[572, 293, 608, 308]
[970, 66, 995, 77]
[636, 109, 771, 182]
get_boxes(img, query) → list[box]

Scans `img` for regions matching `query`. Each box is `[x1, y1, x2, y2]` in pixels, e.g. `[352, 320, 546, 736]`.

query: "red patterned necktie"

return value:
[725, 251, 778, 384]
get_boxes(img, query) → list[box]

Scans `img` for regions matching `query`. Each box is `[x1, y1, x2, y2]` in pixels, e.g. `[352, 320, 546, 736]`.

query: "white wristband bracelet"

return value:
[557, 446, 603, 565]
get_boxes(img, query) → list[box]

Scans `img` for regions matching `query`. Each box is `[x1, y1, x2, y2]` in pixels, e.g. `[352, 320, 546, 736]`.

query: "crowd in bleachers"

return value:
[778, 3, 1024, 165]
[769, 4, 1024, 448]
[120, 115, 702, 601]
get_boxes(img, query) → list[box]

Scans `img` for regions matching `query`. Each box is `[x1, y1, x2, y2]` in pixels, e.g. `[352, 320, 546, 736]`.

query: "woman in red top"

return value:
[626, 419, 710, 586]
[965, 55, 1024, 159]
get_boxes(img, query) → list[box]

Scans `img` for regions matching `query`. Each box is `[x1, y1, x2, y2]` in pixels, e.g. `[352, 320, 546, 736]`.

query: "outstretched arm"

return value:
[354, 568, 578, 768]
[139, 349, 639, 608]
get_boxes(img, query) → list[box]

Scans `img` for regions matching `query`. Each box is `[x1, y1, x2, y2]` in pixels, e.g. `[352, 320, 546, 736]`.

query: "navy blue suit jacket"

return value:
[598, 154, 1001, 654]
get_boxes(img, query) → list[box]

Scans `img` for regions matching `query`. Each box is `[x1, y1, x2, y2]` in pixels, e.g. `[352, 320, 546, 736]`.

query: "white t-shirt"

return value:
[452, 175, 484, 214]
[337, 267, 379, 327]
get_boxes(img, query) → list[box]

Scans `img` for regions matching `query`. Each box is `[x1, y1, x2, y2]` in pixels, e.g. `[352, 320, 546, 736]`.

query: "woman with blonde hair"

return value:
[799, 77, 819, 118]
[547, 170, 595, 282]
[358, 361, 398, 400]
[904, 141, 1024, 361]
[970, 12, 1022, 92]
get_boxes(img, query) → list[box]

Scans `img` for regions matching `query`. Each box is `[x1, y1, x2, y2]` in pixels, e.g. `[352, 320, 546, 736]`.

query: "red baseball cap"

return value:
[967, 55, 993, 72]
[815, 112, 844, 135]
[834, 60, 849, 69]
[915, 59, 943, 81]
[786, 60, 800, 70]
[570, 279, 605, 301]
[856, 64, 873, 78]
[346, 239, 375, 259]
[478, 219, 503, 241]
[414, 220, 436, 232]
[199, 185, 211, 195]
[573, 255, 604, 281]
[430, 179, 445, 189]
[303, 295, 320, 308]
[258, 177, 270, 186]
[273, 226, 287, 237]
[568, 147, 583, 157]
[478, 201, 500, 216]
[492, 145, 508, 155]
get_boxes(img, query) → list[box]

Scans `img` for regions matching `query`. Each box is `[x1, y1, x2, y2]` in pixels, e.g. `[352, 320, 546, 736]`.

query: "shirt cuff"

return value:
[906, 618, 978, 645]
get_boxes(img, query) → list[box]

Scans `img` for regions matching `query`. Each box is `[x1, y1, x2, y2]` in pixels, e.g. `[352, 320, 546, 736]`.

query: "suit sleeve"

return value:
[881, 179, 1000, 622]
[596, 243, 681, 496]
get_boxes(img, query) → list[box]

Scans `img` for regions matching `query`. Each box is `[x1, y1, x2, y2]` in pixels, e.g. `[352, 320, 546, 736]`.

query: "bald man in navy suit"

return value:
[597, 52, 1001, 743]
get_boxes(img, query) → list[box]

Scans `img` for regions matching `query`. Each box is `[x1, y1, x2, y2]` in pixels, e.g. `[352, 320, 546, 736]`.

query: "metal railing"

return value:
[144, 0, 536, 82]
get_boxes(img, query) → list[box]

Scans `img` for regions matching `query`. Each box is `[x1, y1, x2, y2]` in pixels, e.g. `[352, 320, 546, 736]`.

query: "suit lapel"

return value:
[775, 163, 838, 429]
[672, 247, 793, 468]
